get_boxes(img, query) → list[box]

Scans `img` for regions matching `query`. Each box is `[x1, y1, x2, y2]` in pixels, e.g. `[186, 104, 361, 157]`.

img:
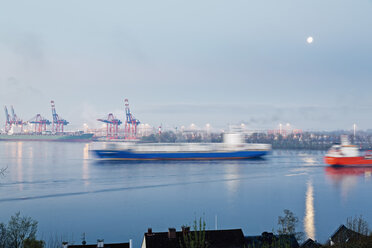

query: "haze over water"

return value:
[1, 142, 372, 246]
[2, 1, 372, 130]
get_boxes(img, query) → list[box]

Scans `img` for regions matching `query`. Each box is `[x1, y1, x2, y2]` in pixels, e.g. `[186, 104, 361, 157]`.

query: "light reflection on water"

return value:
[224, 163, 240, 196]
[0, 143, 371, 246]
[324, 167, 372, 201]
[304, 180, 315, 240]
[82, 144, 90, 186]
[17, 142, 23, 191]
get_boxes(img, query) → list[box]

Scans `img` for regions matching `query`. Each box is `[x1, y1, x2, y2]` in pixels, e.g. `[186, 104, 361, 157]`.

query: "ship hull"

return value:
[324, 156, 372, 166]
[93, 149, 269, 161]
[0, 133, 94, 142]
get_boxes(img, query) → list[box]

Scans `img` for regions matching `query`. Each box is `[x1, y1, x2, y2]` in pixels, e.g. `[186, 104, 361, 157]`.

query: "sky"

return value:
[1, 0, 372, 131]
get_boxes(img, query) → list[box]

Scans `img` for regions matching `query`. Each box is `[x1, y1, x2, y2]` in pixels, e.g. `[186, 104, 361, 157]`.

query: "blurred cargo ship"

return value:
[0, 131, 94, 142]
[92, 133, 271, 161]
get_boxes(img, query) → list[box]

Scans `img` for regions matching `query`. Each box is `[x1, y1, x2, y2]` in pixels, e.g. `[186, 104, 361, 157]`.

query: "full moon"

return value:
[307, 36, 314, 44]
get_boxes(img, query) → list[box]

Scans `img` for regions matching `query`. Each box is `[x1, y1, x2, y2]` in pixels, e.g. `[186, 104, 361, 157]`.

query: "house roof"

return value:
[330, 224, 367, 244]
[67, 243, 129, 248]
[143, 228, 246, 248]
[300, 238, 322, 248]
[245, 232, 299, 248]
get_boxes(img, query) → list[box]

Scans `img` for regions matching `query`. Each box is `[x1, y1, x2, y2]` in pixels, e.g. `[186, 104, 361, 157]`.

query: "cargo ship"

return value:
[324, 136, 372, 166]
[0, 131, 94, 142]
[92, 133, 271, 161]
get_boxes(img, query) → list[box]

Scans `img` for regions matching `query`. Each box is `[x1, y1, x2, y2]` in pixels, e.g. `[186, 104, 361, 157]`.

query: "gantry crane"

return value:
[51, 100, 69, 133]
[10, 106, 25, 132]
[28, 114, 51, 133]
[4, 106, 25, 133]
[97, 113, 122, 138]
[4, 106, 12, 133]
[124, 99, 140, 140]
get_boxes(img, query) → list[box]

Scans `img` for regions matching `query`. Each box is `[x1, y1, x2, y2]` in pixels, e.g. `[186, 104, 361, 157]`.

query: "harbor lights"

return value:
[286, 123, 291, 134]
[83, 123, 88, 132]
[206, 123, 211, 134]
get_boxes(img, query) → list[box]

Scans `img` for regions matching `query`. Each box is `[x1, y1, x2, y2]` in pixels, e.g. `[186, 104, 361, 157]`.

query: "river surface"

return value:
[0, 141, 372, 246]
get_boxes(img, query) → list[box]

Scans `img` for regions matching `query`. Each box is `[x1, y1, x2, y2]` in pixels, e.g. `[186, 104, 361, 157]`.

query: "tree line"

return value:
[2, 210, 372, 248]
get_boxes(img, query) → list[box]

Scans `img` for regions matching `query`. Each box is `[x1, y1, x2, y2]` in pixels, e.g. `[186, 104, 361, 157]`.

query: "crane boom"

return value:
[4, 106, 10, 123]
[97, 113, 122, 138]
[124, 99, 140, 139]
[50, 100, 69, 132]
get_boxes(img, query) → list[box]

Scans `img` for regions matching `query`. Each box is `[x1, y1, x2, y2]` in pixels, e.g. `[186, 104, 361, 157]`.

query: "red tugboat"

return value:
[324, 136, 372, 166]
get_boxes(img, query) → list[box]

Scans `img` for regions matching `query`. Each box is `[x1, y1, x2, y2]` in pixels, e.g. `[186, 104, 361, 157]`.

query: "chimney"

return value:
[97, 239, 104, 248]
[148, 228, 152, 234]
[168, 228, 176, 239]
[181, 226, 190, 235]
[62, 242, 68, 248]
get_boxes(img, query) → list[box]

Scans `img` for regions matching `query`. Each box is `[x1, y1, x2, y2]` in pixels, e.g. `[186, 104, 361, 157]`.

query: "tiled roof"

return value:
[330, 225, 367, 244]
[143, 229, 245, 248]
[300, 238, 322, 248]
[68, 243, 129, 248]
[245, 232, 299, 248]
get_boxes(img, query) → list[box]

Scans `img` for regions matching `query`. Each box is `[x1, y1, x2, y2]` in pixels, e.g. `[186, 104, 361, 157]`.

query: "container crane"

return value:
[124, 99, 140, 140]
[28, 114, 51, 133]
[51, 100, 69, 133]
[97, 113, 122, 138]
[4, 106, 12, 133]
[10, 106, 25, 132]
[3, 106, 24, 133]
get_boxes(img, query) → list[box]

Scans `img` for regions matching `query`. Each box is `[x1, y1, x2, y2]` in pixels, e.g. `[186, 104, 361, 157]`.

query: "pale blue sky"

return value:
[1, 0, 372, 130]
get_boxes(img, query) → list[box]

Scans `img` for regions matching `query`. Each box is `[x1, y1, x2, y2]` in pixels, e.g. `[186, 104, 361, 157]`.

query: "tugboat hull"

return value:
[324, 156, 372, 166]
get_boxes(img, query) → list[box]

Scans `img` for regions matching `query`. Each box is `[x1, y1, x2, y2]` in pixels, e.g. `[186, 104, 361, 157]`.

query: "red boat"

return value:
[324, 136, 372, 166]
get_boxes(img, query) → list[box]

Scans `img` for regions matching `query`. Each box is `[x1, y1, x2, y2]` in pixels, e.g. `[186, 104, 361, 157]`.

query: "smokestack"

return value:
[129, 239, 132, 248]
[97, 239, 104, 248]
[168, 228, 176, 239]
[62, 242, 68, 248]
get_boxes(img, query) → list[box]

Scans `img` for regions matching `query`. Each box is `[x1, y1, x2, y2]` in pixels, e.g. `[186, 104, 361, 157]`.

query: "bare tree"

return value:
[277, 209, 304, 242]
[7, 212, 38, 248]
[0, 167, 7, 177]
[346, 215, 370, 236]
[277, 209, 298, 235]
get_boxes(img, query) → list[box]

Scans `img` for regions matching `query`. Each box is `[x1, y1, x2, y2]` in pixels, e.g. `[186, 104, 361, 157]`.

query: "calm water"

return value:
[1, 142, 372, 246]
